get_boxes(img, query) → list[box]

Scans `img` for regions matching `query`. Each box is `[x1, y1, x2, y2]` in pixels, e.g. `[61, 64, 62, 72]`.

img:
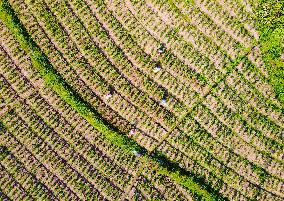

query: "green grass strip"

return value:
[0, 1, 223, 200]
[254, 0, 284, 107]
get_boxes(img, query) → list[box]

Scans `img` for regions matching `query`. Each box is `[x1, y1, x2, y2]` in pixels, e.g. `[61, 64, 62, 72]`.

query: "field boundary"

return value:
[253, 0, 284, 108]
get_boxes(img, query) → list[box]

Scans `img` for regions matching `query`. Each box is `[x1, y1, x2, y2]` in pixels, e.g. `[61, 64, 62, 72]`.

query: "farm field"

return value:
[0, 0, 283, 200]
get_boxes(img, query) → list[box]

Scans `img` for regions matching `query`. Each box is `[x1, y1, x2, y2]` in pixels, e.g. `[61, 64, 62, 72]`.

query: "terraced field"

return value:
[0, 0, 283, 200]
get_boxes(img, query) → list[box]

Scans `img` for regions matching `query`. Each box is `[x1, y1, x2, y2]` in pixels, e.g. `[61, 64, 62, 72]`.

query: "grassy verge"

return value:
[254, 0, 284, 107]
[0, 0, 223, 200]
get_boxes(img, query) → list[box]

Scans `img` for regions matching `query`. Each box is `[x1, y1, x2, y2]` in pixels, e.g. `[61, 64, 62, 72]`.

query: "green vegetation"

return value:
[255, 0, 284, 107]
[0, 0, 221, 200]
[1, 0, 282, 199]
